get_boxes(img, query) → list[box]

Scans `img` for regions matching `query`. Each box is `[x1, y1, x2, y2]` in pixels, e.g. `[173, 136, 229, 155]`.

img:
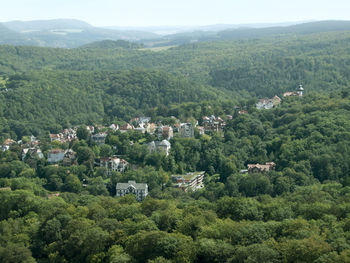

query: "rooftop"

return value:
[116, 180, 147, 190]
[173, 171, 205, 181]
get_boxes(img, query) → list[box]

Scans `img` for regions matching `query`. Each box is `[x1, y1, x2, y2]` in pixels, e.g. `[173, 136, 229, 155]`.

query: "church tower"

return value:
[297, 84, 304, 96]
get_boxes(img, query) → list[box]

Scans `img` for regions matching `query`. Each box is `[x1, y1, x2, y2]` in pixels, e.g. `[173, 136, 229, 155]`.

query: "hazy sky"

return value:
[1, 0, 350, 27]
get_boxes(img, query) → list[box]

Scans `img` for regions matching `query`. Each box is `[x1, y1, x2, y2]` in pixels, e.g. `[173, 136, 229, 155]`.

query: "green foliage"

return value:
[1, 26, 350, 263]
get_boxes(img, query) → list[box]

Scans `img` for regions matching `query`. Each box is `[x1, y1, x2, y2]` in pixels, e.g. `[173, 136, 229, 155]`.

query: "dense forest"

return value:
[1, 30, 350, 137]
[1, 24, 350, 262]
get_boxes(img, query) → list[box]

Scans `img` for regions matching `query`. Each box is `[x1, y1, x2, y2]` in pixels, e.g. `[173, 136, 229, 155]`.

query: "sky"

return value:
[1, 0, 350, 27]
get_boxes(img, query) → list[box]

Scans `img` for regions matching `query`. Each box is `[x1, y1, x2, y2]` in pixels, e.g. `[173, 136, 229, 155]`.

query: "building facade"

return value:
[100, 156, 128, 173]
[247, 162, 276, 173]
[148, 140, 171, 156]
[48, 149, 65, 163]
[116, 180, 148, 201]
[172, 171, 205, 192]
[179, 123, 194, 138]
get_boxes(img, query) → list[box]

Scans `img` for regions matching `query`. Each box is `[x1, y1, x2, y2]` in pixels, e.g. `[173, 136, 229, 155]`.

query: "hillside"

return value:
[81, 40, 144, 49]
[1, 30, 350, 95]
[0, 70, 224, 135]
[143, 20, 350, 46]
[1, 28, 350, 136]
[3, 19, 93, 31]
[0, 24, 34, 46]
[2, 19, 350, 263]
[0, 19, 159, 48]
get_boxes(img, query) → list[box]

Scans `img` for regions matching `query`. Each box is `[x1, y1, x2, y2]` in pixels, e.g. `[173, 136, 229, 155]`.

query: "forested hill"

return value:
[0, 19, 159, 48]
[1, 30, 350, 135]
[216, 20, 350, 40]
[3, 21, 350, 263]
[81, 40, 144, 49]
[1, 30, 350, 96]
[0, 70, 224, 135]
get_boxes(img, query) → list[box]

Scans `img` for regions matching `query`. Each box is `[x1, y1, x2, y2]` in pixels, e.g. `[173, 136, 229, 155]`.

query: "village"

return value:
[0, 85, 303, 200]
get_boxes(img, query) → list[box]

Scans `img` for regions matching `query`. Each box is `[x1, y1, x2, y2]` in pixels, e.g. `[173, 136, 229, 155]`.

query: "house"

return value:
[92, 132, 107, 145]
[158, 140, 171, 156]
[62, 149, 76, 166]
[179, 123, 194, 138]
[3, 138, 16, 145]
[256, 96, 281, 109]
[172, 171, 205, 192]
[130, 117, 151, 127]
[1, 145, 10, 152]
[272, 95, 282, 105]
[1, 138, 16, 151]
[50, 133, 63, 142]
[116, 180, 148, 201]
[162, 126, 173, 140]
[109, 124, 119, 132]
[86, 126, 95, 134]
[202, 115, 226, 133]
[100, 156, 128, 173]
[145, 123, 157, 134]
[61, 128, 77, 141]
[120, 123, 134, 133]
[50, 129, 77, 143]
[197, 126, 205, 135]
[148, 140, 171, 156]
[22, 148, 44, 161]
[247, 162, 276, 173]
[155, 125, 174, 140]
[173, 123, 181, 133]
[48, 149, 65, 163]
[284, 84, 304, 97]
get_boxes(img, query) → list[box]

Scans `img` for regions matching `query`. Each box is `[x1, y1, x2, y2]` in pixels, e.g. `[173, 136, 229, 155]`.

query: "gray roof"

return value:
[116, 180, 148, 190]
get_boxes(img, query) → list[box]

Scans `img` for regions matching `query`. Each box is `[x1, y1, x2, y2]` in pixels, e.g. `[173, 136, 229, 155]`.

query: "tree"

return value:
[77, 126, 89, 141]
[100, 144, 112, 158]
[107, 245, 132, 263]
[76, 146, 95, 170]
[63, 174, 82, 193]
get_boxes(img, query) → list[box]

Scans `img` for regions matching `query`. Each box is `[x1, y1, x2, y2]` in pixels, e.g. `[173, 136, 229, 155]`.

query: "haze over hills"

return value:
[1, 19, 350, 48]
[0, 19, 159, 48]
[144, 20, 350, 47]
[105, 21, 306, 35]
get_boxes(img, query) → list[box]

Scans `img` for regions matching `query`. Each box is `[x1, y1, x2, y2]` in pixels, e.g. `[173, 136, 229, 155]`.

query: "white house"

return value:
[148, 139, 171, 156]
[48, 149, 65, 163]
[116, 180, 148, 201]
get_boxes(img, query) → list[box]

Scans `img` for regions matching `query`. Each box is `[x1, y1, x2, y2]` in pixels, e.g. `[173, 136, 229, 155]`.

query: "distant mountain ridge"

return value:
[144, 20, 350, 47]
[1, 19, 350, 48]
[0, 19, 158, 48]
[3, 19, 93, 32]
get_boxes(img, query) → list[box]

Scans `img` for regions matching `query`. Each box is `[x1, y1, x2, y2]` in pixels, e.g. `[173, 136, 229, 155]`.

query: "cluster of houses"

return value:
[201, 115, 226, 133]
[256, 95, 282, 110]
[256, 84, 304, 110]
[50, 128, 77, 143]
[1, 106, 288, 201]
[115, 171, 206, 201]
